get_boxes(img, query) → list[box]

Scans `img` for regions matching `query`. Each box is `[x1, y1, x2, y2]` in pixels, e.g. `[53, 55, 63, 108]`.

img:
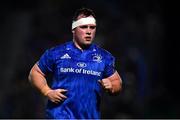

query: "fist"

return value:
[98, 78, 112, 91]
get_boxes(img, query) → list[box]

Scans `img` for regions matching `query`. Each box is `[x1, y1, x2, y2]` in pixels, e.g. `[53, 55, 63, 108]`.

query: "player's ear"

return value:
[72, 29, 75, 33]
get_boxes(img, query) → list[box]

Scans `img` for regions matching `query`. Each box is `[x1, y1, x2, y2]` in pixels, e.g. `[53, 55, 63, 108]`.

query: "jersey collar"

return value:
[66, 41, 96, 53]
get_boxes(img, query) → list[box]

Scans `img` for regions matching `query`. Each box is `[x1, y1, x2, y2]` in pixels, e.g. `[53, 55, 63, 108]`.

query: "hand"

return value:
[46, 89, 67, 104]
[98, 78, 113, 92]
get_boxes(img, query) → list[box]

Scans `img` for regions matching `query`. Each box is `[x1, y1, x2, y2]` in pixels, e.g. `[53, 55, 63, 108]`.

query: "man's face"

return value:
[72, 15, 96, 47]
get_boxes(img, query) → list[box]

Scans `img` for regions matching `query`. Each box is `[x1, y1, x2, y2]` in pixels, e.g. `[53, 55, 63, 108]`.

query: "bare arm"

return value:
[28, 64, 52, 95]
[99, 71, 122, 94]
[28, 64, 67, 103]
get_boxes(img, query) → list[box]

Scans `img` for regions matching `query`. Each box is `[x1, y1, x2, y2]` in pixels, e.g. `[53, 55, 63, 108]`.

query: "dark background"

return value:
[0, 0, 179, 119]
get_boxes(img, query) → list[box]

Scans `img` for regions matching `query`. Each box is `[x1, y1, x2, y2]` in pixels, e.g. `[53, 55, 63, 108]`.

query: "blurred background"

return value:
[0, 0, 179, 119]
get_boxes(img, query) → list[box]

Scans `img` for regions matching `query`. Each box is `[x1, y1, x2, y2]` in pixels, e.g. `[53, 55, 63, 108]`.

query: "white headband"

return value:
[72, 17, 96, 29]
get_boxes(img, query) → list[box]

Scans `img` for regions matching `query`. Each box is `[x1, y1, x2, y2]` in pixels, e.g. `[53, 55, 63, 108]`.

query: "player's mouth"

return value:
[85, 36, 92, 41]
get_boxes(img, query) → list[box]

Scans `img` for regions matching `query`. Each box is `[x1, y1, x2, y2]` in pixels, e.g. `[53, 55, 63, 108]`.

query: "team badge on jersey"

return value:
[92, 53, 102, 63]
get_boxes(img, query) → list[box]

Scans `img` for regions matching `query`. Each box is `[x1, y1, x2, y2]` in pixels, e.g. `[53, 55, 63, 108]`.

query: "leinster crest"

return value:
[92, 53, 102, 63]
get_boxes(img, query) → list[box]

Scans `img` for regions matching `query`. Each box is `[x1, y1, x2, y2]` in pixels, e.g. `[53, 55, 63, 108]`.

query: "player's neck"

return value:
[73, 41, 90, 51]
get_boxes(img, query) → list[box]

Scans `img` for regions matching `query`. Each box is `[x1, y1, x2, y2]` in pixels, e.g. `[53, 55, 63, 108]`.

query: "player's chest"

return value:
[54, 52, 105, 76]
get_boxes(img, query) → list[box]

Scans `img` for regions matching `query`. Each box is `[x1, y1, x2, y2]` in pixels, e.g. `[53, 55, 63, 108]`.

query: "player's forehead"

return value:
[77, 14, 94, 20]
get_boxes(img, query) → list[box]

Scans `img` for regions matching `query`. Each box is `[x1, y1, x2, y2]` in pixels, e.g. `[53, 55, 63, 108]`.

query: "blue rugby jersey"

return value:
[37, 41, 116, 119]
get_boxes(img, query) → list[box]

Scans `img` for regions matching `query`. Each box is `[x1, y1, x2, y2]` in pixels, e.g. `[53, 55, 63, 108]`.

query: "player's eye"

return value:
[90, 26, 96, 29]
[79, 25, 88, 29]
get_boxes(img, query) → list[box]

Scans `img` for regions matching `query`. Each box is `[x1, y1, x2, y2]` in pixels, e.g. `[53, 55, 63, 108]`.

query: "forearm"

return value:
[111, 77, 122, 93]
[108, 71, 122, 94]
[28, 64, 52, 96]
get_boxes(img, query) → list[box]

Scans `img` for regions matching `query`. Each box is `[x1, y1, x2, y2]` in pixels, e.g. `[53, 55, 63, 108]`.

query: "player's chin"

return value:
[84, 40, 93, 45]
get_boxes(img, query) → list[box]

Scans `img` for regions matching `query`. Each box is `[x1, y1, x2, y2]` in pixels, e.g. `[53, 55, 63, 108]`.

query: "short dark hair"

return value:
[72, 7, 96, 21]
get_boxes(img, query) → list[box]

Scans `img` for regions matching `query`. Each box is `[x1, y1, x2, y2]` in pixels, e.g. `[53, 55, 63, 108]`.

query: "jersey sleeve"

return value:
[37, 49, 54, 74]
[103, 54, 116, 78]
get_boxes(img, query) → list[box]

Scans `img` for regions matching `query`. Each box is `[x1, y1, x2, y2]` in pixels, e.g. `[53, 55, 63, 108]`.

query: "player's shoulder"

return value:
[48, 41, 72, 53]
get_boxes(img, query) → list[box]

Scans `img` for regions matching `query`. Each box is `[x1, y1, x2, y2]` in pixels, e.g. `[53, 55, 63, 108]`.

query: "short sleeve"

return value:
[37, 49, 54, 74]
[103, 55, 116, 78]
